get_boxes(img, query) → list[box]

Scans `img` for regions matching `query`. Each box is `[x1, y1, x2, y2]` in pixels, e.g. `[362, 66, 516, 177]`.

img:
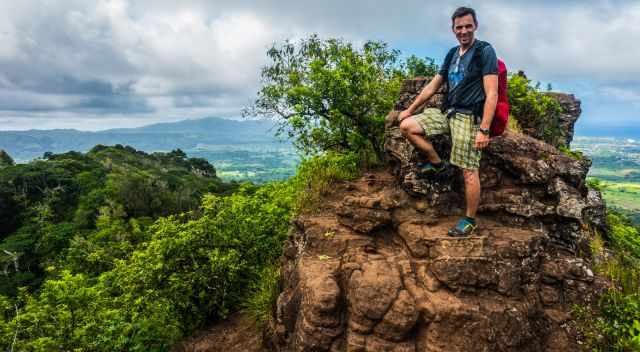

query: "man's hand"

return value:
[397, 109, 413, 123]
[475, 132, 490, 149]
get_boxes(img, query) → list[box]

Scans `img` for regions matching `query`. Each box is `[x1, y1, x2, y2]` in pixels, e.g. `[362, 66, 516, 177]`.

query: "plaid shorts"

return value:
[412, 108, 481, 170]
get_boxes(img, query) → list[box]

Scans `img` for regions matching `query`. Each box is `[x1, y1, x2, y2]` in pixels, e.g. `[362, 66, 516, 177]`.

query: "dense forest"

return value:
[0, 145, 237, 297]
[0, 36, 638, 351]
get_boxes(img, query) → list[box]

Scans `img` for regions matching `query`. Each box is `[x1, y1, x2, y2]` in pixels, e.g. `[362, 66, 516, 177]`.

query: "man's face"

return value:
[452, 14, 477, 47]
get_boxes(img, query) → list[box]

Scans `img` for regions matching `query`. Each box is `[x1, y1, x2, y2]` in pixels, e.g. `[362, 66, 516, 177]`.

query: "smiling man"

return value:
[397, 6, 499, 237]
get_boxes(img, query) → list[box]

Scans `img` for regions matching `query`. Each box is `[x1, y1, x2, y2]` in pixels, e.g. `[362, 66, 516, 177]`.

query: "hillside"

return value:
[0, 145, 235, 296]
[0, 117, 281, 161]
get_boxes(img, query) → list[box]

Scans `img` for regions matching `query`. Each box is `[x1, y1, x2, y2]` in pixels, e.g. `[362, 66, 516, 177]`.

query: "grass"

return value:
[507, 114, 523, 133]
[573, 212, 640, 351]
[243, 265, 280, 328]
[558, 145, 586, 161]
[292, 151, 361, 212]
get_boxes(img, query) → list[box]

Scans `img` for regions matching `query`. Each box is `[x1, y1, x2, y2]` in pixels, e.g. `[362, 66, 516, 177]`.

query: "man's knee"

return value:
[399, 118, 412, 136]
[462, 169, 479, 182]
[399, 118, 421, 137]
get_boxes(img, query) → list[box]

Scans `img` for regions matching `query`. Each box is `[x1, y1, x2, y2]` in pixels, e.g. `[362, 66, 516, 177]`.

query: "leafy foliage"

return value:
[404, 55, 439, 78]
[575, 210, 640, 351]
[0, 145, 232, 296]
[243, 264, 280, 328]
[0, 150, 13, 168]
[507, 74, 564, 146]
[0, 151, 361, 351]
[247, 35, 433, 159]
[558, 145, 586, 161]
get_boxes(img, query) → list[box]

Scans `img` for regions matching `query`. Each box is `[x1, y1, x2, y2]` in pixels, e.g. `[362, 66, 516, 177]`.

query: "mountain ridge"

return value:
[0, 116, 283, 161]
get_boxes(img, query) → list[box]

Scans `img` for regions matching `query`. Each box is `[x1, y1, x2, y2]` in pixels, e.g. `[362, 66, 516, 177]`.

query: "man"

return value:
[397, 6, 498, 237]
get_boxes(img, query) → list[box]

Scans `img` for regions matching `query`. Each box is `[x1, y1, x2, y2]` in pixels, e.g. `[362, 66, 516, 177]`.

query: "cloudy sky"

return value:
[0, 0, 637, 135]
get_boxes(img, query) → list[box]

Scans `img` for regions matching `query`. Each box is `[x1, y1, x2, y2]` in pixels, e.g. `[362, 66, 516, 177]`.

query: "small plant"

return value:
[575, 211, 640, 351]
[507, 74, 563, 146]
[292, 151, 361, 212]
[243, 265, 280, 328]
[558, 145, 585, 161]
[587, 177, 606, 192]
[507, 115, 523, 133]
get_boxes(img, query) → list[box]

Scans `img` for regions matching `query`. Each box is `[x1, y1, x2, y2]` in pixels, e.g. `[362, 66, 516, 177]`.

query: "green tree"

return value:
[247, 35, 418, 160]
[404, 55, 438, 78]
[507, 74, 563, 146]
[0, 150, 13, 168]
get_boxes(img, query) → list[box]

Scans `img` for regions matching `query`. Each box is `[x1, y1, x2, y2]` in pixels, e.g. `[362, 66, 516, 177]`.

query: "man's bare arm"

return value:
[474, 73, 498, 149]
[398, 74, 445, 122]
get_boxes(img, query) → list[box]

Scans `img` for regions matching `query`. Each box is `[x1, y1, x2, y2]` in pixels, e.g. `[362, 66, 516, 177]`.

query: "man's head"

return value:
[451, 7, 478, 48]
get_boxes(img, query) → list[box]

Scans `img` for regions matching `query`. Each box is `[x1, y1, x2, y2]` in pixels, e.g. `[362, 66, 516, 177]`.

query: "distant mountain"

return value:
[108, 117, 274, 135]
[0, 117, 283, 161]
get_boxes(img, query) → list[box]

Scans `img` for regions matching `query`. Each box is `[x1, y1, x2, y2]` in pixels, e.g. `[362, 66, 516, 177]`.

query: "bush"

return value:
[574, 291, 640, 351]
[247, 35, 435, 160]
[0, 151, 362, 351]
[558, 145, 586, 161]
[575, 211, 640, 351]
[508, 74, 564, 146]
[243, 265, 280, 328]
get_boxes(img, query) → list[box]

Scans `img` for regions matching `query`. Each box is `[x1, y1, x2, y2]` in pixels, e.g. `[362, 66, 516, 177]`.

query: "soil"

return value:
[172, 313, 266, 352]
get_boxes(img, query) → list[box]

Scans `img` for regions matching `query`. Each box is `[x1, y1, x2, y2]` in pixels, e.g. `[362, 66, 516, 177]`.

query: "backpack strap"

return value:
[441, 46, 458, 78]
[470, 40, 490, 124]
[440, 46, 458, 113]
[471, 40, 489, 63]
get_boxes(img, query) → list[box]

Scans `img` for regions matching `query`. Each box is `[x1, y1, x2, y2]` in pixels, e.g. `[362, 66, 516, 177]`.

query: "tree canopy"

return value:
[247, 35, 435, 160]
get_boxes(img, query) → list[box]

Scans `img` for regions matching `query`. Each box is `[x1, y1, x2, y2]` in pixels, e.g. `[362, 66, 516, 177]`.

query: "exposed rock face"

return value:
[268, 78, 607, 351]
[268, 172, 607, 352]
[542, 92, 581, 147]
[384, 78, 604, 253]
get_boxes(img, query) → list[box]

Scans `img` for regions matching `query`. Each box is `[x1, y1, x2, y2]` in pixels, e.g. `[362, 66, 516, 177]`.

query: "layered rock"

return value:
[384, 78, 604, 253]
[267, 78, 606, 351]
[542, 92, 581, 146]
[268, 172, 607, 351]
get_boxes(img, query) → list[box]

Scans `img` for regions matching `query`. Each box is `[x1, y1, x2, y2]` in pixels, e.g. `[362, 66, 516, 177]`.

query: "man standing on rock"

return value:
[397, 6, 498, 237]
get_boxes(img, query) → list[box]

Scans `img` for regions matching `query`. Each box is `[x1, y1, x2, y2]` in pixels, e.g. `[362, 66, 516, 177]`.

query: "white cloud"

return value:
[600, 86, 640, 103]
[0, 0, 637, 130]
[478, 1, 640, 81]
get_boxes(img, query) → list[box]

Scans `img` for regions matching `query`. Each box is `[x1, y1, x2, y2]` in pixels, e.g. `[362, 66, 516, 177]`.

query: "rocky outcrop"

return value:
[267, 78, 607, 351]
[268, 172, 607, 351]
[542, 92, 581, 146]
[385, 126, 604, 253]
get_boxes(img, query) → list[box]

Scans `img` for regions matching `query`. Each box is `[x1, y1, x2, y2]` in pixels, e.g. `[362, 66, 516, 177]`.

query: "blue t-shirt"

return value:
[438, 40, 498, 90]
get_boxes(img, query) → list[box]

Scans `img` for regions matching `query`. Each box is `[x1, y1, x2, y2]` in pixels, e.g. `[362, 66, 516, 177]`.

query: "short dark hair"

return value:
[451, 7, 478, 28]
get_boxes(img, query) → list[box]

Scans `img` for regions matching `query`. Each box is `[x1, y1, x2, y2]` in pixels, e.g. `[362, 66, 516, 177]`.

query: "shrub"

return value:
[243, 265, 280, 327]
[575, 211, 640, 351]
[247, 35, 435, 160]
[558, 145, 586, 161]
[0, 151, 362, 351]
[508, 74, 564, 146]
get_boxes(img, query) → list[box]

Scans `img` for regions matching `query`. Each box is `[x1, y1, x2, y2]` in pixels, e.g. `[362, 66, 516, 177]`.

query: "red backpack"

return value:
[491, 58, 509, 137]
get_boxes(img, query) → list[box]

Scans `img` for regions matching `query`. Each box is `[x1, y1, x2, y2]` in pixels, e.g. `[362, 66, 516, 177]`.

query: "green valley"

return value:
[573, 137, 640, 225]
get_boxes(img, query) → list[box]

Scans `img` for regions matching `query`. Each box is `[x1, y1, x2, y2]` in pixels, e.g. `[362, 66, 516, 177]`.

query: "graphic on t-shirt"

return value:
[448, 55, 464, 90]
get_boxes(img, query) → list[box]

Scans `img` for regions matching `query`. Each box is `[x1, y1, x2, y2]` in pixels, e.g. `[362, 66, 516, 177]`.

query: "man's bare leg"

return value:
[399, 118, 442, 164]
[463, 169, 480, 217]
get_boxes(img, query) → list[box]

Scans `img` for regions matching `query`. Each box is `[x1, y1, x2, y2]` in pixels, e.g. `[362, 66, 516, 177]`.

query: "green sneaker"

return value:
[447, 217, 477, 237]
[417, 161, 446, 177]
